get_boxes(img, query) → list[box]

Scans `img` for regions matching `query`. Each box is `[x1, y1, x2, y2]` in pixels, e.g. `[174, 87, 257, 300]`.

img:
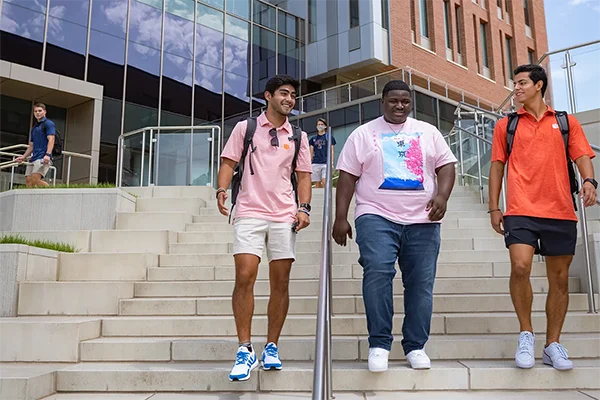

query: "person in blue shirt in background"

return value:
[309, 118, 336, 188]
[15, 103, 55, 187]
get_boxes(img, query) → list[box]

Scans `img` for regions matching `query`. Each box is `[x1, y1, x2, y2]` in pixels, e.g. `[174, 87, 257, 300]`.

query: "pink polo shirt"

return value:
[336, 116, 457, 225]
[221, 112, 312, 223]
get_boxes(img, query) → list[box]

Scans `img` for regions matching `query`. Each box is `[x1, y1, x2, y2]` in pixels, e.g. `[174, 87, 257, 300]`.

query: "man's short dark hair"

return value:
[513, 64, 548, 97]
[317, 118, 327, 126]
[33, 102, 46, 111]
[382, 80, 411, 98]
[265, 74, 300, 96]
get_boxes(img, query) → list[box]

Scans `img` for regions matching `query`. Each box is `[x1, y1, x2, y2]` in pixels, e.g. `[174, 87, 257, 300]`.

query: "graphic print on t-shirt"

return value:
[379, 131, 424, 190]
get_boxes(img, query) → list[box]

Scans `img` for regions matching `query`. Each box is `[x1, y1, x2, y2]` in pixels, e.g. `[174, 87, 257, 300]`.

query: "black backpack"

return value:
[41, 121, 63, 157]
[506, 110, 579, 210]
[230, 117, 303, 218]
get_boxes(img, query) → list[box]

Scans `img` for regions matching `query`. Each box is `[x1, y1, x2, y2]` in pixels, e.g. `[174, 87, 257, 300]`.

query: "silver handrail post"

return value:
[89, 157, 93, 185]
[148, 128, 154, 186]
[66, 155, 72, 186]
[457, 126, 465, 186]
[474, 113, 484, 203]
[140, 130, 146, 187]
[564, 50, 597, 313]
[312, 127, 334, 400]
[10, 165, 15, 190]
[52, 166, 57, 186]
[209, 127, 215, 188]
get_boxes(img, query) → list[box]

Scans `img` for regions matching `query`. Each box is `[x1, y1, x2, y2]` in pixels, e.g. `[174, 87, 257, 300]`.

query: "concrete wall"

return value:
[0, 244, 58, 317]
[64, 99, 102, 184]
[0, 189, 135, 232]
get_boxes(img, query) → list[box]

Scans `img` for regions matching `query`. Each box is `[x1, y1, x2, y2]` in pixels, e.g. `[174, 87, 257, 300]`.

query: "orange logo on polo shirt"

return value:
[283, 143, 290, 150]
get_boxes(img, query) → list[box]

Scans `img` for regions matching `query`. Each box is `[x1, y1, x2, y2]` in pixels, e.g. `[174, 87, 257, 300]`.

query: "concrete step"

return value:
[116, 212, 192, 231]
[100, 312, 599, 337]
[0, 317, 100, 362]
[119, 293, 595, 316]
[159, 250, 511, 266]
[136, 197, 206, 214]
[90, 230, 175, 253]
[134, 277, 577, 297]
[145, 262, 547, 282]
[79, 333, 600, 362]
[126, 186, 215, 200]
[17, 282, 134, 316]
[54, 359, 600, 392]
[58, 253, 158, 281]
[177, 227, 502, 243]
[0, 364, 62, 400]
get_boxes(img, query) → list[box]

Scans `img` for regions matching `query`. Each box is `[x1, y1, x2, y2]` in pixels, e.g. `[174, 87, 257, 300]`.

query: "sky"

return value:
[543, 0, 600, 113]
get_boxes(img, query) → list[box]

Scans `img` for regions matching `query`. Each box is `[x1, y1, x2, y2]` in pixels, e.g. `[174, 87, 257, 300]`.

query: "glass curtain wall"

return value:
[0, 0, 306, 183]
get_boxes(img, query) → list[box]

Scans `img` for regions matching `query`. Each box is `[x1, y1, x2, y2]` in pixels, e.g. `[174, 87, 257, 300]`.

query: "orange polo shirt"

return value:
[491, 106, 594, 221]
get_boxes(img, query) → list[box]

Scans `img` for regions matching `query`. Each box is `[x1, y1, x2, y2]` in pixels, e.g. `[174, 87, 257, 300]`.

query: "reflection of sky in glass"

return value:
[226, 0, 249, 19]
[164, 12, 194, 59]
[89, 29, 126, 64]
[4, 0, 46, 13]
[197, 2, 223, 32]
[137, 0, 163, 10]
[195, 62, 222, 93]
[47, 17, 87, 54]
[196, 24, 223, 68]
[225, 35, 249, 77]
[225, 73, 250, 101]
[254, 0, 276, 30]
[0, 3, 45, 42]
[91, 0, 126, 38]
[49, 0, 89, 26]
[166, 0, 194, 21]
[202, 0, 224, 10]
[128, 42, 160, 75]
[226, 15, 249, 41]
[163, 53, 193, 86]
[129, 0, 162, 49]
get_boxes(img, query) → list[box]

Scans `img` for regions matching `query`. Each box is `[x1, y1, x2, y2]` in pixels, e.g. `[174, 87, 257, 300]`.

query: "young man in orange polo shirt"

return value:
[489, 64, 597, 371]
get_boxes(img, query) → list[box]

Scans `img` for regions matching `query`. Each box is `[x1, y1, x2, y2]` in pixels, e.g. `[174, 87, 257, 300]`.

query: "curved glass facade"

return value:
[0, 0, 306, 182]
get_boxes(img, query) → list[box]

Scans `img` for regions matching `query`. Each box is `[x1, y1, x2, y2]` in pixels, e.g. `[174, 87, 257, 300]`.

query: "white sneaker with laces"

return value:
[406, 349, 431, 369]
[543, 342, 574, 371]
[261, 342, 283, 370]
[368, 348, 389, 372]
[229, 346, 258, 381]
[515, 331, 535, 369]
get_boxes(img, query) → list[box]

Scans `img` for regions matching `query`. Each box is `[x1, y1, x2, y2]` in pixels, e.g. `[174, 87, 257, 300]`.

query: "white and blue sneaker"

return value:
[543, 342, 574, 371]
[229, 346, 258, 381]
[261, 342, 283, 370]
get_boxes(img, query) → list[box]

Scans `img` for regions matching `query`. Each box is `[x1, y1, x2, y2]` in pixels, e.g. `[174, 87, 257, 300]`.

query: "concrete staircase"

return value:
[1, 186, 599, 399]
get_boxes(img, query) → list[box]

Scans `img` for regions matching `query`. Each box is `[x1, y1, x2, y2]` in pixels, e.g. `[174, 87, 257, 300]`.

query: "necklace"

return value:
[384, 119, 406, 135]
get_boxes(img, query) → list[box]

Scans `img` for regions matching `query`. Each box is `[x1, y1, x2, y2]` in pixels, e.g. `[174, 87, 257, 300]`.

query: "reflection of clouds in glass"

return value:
[164, 13, 194, 59]
[195, 62, 222, 93]
[225, 35, 249, 77]
[5, 0, 47, 13]
[94, 0, 127, 36]
[49, 0, 89, 25]
[129, 0, 162, 48]
[225, 15, 249, 41]
[166, 0, 194, 22]
[225, 73, 249, 101]
[0, 3, 45, 41]
[196, 25, 223, 68]
[47, 17, 87, 53]
[129, 42, 160, 75]
[164, 53, 193, 86]
[197, 3, 223, 32]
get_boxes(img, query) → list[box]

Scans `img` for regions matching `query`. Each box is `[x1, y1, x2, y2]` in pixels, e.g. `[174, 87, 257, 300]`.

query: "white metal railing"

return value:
[312, 127, 334, 399]
[116, 125, 221, 187]
[0, 144, 93, 188]
[0, 161, 57, 189]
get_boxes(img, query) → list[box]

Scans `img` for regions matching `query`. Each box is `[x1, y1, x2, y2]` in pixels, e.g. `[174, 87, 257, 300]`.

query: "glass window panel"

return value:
[88, 30, 126, 99]
[253, 0, 276, 30]
[164, 11, 194, 59]
[350, 0, 359, 28]
[45, 27, 87, 79]
[201, 0, 224, 10]
[194, 62, 223, 121]
[128, 42, 160, 76]
[286, 14, 297, 38]
[126, 43, 160, 108]
[137, 0, 163, 10]
[0, 95, 32, 148]
[100, 97, 123, 144]
[123, 102, 158, 133]
[361, 99, 381, 123]
[226, 14, 249, 41]
[252, 26, 276, 89]
[226, 0, 250, 20]
[91, 0, 127, 38]
[278, 11, 287, 36]
[197, 2, 224, 32]
[49, 0, 90, 26]
[98, 142, 118, 183]
[0, 3, 45, 68]
[47, 17, 88, 55]
[4, 0, 46, 14]
[166, 0, 194, 21]
[195, 62, 223, 94]
[196, 24, 223, 68]
[129, 0, 162, 49]
[419, 0, 429, 38]
[162, 53, 193, 118]
[300, 113, 325, 137]
[225, 72, 250, 102]
[226, 32, 250, 77]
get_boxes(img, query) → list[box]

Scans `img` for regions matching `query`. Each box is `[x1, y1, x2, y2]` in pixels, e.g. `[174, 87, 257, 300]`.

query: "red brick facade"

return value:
[390, 0, 548, 109]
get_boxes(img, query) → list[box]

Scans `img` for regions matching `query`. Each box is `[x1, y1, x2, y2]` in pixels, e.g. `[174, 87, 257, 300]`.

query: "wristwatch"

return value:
[300, 203, 311, 212]
[45, 153, 52, 157]
[583, 178, 598, 189]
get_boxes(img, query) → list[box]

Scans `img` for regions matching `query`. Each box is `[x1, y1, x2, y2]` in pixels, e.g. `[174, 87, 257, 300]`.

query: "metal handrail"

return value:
[312, 127, 334, 400]
[497, 39, 600, 112]
[0, 161, 57, 189]
[116, 125, 221, 187]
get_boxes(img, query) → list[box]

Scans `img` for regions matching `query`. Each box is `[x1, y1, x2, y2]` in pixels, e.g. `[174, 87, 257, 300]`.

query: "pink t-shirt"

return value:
[336, 116, 457, 225]
[221, 112, 312, 223]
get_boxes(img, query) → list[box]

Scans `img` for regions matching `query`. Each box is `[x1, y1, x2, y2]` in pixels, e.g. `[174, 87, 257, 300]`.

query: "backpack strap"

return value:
[290, 125, 303, 206]
[506, 112, 519, 157]
[555, 111, 570, 158]
[241, 117, 257, 176]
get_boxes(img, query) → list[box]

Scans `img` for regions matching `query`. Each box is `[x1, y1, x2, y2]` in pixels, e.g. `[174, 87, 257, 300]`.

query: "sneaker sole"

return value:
[543, 354, 573, 371]
[516, 359, 535, 369]
[409, 363, 431, 370]
[368, 363, 388, 372]
[262, 362, 283, 371]
[229, 360, 259, 382]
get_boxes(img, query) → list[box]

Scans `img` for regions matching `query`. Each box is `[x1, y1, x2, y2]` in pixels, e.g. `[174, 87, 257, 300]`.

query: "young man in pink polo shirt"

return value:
[333, 80, 457, 372]
[216, 75, 312, 382]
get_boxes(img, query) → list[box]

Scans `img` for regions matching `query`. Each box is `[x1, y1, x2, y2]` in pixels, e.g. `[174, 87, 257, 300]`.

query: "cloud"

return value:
[568, 0, 594, 5]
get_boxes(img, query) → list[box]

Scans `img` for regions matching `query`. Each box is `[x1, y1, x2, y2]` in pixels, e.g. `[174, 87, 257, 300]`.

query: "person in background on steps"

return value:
[489, 64, 597, 371]
[332, 80, 457, 372]
[15, 103, 55, 187]
[216, 74, 312, 382]
[309, 118, 336, 188]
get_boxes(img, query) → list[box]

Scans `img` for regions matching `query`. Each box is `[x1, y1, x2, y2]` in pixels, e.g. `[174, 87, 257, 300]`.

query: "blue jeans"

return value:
[355, 214, 441, 355]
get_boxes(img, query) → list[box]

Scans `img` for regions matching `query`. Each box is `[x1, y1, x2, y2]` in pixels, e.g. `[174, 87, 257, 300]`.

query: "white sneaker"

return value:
[515, 331, 535, 369]
[368, 348, 389, 372]
[543, 342, 574, 371]
[229, 346, 258, 381]
[406, 349, 431, 369]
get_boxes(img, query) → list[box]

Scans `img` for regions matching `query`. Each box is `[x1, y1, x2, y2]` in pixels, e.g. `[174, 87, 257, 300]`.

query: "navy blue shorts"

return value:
[503, 216, 577, 256]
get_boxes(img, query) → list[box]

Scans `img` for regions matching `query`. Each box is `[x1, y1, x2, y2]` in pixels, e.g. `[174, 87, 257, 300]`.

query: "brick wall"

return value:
[389, 0, 549, 108]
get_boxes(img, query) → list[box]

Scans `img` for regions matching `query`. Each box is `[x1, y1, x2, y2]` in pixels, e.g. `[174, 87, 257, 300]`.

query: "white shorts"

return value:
[233, 218, 297, 262]
[25, 159, 52, 178]
[312, 164, 327, 182]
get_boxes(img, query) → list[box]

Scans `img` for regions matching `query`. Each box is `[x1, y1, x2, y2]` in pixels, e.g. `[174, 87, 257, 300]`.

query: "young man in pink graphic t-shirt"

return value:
[216, 75, 312, 382]
[333, 80, 457, 372]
